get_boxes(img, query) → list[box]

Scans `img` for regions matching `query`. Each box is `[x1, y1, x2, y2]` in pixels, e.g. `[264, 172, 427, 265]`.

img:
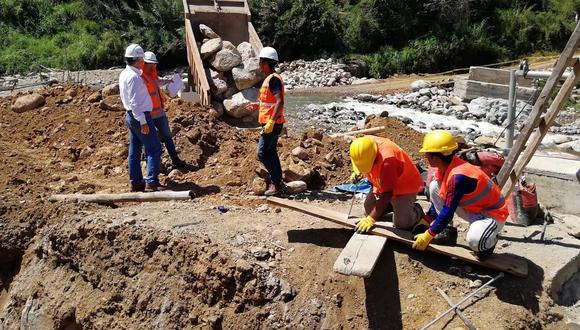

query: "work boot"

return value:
[475, 244, 496, 261]
[145, 182, 167, 192]
[131, 183, 145, 192]
[172, 158, 188, 169]
[432, 226, 458, 246]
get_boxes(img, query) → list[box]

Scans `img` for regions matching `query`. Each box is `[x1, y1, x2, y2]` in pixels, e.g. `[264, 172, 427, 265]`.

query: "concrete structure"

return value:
[524, 153, 580, 215]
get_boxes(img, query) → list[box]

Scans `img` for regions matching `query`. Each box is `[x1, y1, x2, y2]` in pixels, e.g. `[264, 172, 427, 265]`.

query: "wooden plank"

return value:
[333, 233, 387, 278]
[267, 197, 528, 277]
[49, 191, 194, 203]
[501, 59, 580, 196]
[497, 21, 580, 189]
[329, 126, 387, 138]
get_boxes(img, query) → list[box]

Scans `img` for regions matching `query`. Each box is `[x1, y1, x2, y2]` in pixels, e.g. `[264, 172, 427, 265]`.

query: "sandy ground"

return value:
[0, 81, 577, 329]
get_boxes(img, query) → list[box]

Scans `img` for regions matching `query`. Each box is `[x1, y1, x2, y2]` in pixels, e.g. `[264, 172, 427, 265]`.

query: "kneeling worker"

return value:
[350, 136, 425, 233]
[412, 130, 508, 260]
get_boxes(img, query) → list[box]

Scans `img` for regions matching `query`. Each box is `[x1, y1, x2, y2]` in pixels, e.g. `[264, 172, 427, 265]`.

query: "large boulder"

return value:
[232, 57, 265, 90]
[208, 69, 228, 96]
[467, 97, 490, 118]
[285, 181, 307, 194]
[201, 38, 222, 60]
[344, 60, 368, 78]
[237, 42, 255, 62]
[11, 93, 45, 113]
[102, 83, 119, 97]
[222, 40, 237, 52]
[410, 80, 431, 92]
[199, 24, 219, 39]
[210, 48, 242, 72]
[283, 163, 313, 183]
[223, 88, 259, 118]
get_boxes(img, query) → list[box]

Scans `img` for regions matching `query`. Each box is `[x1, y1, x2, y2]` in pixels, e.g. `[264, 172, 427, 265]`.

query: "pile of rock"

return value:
[278, 58, 365, 90]
[197, 24, 264, 121]
[298, 103, 367, 130]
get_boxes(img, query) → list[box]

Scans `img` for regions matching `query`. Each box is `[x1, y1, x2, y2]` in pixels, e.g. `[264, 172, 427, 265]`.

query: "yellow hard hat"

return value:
[350, 136, 377, 174]
[419, 130, 458, 154]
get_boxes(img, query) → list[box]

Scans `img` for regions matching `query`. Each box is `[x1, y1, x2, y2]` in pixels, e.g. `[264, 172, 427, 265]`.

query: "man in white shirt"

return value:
[119, 44, 163, 192]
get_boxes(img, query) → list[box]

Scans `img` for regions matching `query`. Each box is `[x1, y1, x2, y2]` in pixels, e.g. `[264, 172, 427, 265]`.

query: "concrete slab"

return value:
[333, 233, 387, 278]
[523, 154, 580, 214]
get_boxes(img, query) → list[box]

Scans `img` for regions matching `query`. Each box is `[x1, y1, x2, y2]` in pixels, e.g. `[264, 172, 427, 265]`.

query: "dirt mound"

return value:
[364, 115, 425, 164]
[1, 219, 291, 329]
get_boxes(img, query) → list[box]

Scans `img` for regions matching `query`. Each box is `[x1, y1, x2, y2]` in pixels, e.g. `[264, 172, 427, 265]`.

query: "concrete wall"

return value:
[454, 79, 538, 101]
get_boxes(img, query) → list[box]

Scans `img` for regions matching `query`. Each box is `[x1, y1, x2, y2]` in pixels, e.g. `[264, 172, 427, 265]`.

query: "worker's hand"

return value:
[141, 124, 150, 135]
[262, 119, 275, 134]
[412, 230, 435, 251]
[355, 215, 376, 233]
[411, 215, 432, 235]
[349, 172, 362, 184]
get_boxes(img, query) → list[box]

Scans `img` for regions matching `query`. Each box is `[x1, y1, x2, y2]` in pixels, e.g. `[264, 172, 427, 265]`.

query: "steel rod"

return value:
[420, 273, 504, 330]
[436, 288, 477, 330]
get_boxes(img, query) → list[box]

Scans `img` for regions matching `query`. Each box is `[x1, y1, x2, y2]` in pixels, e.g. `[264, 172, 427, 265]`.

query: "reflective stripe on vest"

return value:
[365, 136, 423, 196]
[436, 156, 508, 221]
[141, 73, 164, 117]
[258, 73, 285, 124]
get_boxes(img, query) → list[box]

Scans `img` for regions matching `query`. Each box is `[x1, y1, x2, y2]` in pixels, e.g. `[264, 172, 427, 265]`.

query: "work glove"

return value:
[349, 172, 363, 184]
[355, 215, 376, 233]
[411, 215, 433, 235]
[262, 119, 275, 134]
[412, 230, 435, 251]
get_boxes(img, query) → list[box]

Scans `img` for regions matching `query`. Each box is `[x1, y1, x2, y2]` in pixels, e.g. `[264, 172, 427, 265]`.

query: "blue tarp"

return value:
[332, 179, 372, 194]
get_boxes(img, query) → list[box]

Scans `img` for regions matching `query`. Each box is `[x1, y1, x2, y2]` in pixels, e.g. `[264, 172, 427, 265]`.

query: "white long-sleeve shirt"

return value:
[119, 65, 152, 125]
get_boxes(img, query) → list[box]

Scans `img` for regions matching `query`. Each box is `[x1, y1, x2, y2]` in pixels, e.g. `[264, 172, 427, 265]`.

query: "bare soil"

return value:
[0, 84, 569, 329]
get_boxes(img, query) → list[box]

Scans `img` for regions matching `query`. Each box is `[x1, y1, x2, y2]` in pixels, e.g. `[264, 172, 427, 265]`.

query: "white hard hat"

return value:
[258, 46, 278, 62]
[144, 51, 158, 64]
[124, 44, 145, 58]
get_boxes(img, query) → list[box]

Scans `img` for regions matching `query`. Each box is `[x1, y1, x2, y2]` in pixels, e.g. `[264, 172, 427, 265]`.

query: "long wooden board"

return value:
[267, 197, 528, 277]
[333, 233, 387, 278]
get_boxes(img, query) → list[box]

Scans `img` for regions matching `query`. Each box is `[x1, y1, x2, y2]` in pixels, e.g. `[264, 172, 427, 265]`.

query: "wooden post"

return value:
[49, 191, 194, 203]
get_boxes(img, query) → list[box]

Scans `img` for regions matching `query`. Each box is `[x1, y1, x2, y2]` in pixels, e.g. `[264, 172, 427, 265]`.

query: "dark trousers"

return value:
[257, 123, 283, 186]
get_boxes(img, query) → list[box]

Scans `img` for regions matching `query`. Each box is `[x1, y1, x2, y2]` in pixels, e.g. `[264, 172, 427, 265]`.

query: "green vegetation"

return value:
[251, 0, 580, 77]
[0, 0, 184, 74]
[0, 0, 579, 77]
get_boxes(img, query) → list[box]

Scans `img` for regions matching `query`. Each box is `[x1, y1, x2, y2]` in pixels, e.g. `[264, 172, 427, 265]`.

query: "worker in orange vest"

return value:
[412, 130, 509, 260]
[141, 51, 187, 170]
[350, 136, 425, 233]
[246, 47, 286, 196]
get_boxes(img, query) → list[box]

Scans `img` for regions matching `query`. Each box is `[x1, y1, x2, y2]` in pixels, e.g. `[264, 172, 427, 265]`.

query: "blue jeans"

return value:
[152, 114, 179, 162]
[257, 123, 283, 186]
[125, 111, 161, 185]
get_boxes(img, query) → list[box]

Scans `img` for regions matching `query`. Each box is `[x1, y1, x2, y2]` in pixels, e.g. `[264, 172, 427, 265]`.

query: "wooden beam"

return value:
[267, 197, 528, 277]
[333, 233, 387, 278]
[501, 58, 580, 196]
[49, 191, 194, 203]
[497, 21, 580, 189]
[329, 126, 387, 138]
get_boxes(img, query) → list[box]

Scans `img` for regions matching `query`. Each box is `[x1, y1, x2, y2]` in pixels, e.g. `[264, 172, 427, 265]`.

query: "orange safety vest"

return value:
[430, 156, 508, 221]
[258, 73, 285, 124]
[365, 136, 423, 196]
[141, 71, 164, 118]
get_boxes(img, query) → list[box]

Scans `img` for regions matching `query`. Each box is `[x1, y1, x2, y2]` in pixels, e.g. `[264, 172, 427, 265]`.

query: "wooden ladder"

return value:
[496, 21, 580, 196]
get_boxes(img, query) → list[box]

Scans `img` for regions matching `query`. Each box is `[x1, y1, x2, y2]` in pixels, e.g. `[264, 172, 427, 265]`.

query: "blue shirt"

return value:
[428, 174, 478, 234]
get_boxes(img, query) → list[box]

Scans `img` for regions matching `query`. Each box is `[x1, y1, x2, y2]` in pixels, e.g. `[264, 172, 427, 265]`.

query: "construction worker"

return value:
[350, 136, 425, 233]
[141, 51, 187, 169]
[119, 44, 163, 192]
[412, 130, 509, 260]
[246, 46, 286, 196]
